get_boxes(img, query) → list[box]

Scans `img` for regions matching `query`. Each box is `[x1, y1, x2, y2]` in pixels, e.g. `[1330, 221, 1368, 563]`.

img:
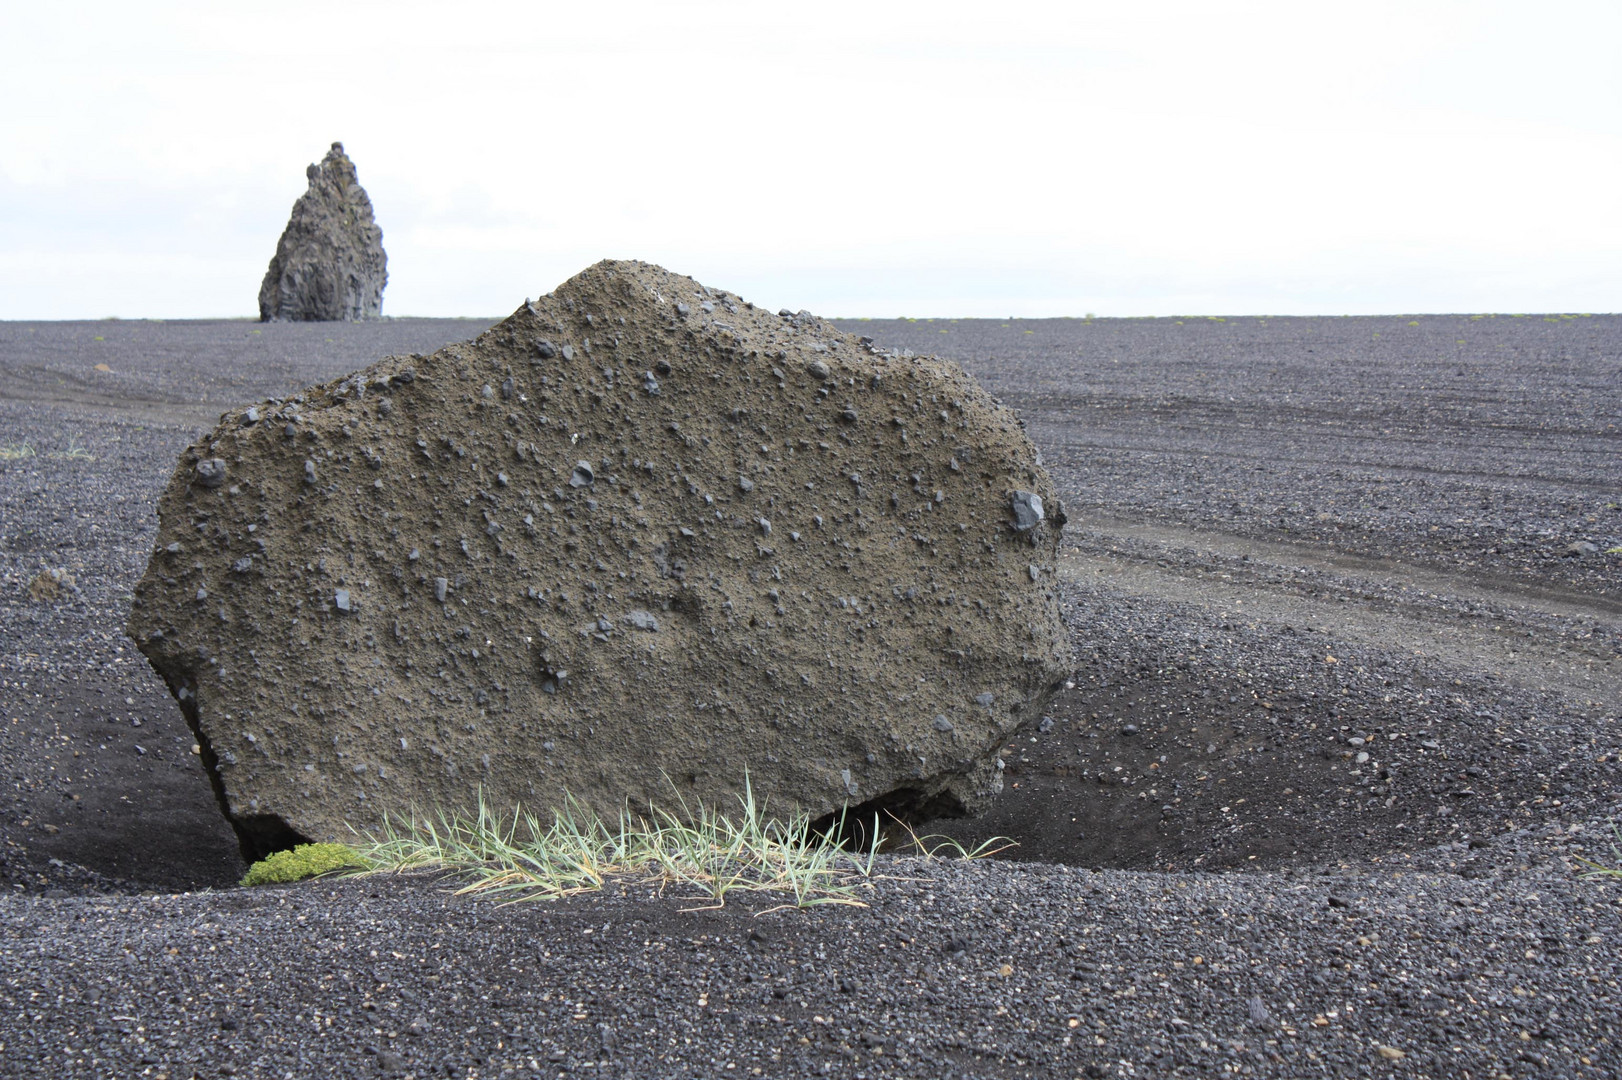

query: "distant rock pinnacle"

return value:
[257, 142, 387, 322]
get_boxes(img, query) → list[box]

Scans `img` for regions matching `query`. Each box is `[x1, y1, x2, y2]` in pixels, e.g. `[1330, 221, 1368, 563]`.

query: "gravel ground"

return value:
[1, 311, 1619, 1079]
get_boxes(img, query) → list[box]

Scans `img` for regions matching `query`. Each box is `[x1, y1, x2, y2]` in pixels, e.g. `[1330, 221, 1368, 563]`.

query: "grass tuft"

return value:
[349, 781, 998, 910]
[1575, 821, 1622, 879]
[0, 444, 35, 461]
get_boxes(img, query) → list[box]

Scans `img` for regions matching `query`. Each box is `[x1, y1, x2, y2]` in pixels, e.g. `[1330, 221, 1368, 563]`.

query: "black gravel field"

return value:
[0, 311, 1619, 1079]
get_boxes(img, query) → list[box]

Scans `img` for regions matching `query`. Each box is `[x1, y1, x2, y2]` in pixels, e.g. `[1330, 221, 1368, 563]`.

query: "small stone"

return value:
[26, 568, 75, 603]
[1028, 563, 1040, 581]
[974, 693, 995, 708]
[535, 340, 557, 359]
[738, 476, 755, 493]
[408, 548, 419, 561]
[496, 472, 509, 487]
[243, 407, 260, 425]
[481, 384, 494, 399]
[1376, 1046, 1406, 1061]
[624, 610, 660, 631]
[840, 407, 858, 423]
[933, 715, 955, 732]
[570, 461, 595, 488]
[1567, 540, 1599, 557]
[434, 577, 449, 603]
[500, 377, 515, 400]
[675, 302, 692, 318]
[1247, 995, 1271, 1025]
[807, 359, 830, 381]
[196, 459, 228, 488]
[1038, 716, 1054, 733]
[560, 344, 575, 361]
[1121, 723, 1139, 736]
[304, 460, 317, 484]
[840, 768, 859, 797]
[231, 557, 253, 574]
[334, 589, 353, 613]
[758, 518, 772, 536]
[643, 372, 660, 395]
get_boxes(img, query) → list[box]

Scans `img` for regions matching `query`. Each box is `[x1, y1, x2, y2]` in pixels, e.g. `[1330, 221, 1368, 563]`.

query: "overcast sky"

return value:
[3, 1, 1618, 319]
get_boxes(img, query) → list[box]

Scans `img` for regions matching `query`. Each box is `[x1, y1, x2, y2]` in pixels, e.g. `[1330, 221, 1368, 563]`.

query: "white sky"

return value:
[2, 1, 1618, 319]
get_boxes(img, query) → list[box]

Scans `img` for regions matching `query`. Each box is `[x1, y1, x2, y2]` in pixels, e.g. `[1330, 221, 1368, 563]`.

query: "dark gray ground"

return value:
[1, 311, 1619, 1079]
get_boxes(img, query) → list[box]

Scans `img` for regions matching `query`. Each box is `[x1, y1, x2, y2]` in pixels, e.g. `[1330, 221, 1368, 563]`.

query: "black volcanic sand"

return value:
[1, 312, 1620, 1079]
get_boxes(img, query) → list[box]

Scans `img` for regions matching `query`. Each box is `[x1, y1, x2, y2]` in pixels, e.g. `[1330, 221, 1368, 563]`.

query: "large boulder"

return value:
[258, 142, 388, 322]
[130, 261, 1071, 859]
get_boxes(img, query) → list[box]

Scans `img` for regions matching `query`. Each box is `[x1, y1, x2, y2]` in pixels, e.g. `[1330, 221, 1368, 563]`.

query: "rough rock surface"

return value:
[130, 260, 1070, 858]
[257, 142, 387, 322]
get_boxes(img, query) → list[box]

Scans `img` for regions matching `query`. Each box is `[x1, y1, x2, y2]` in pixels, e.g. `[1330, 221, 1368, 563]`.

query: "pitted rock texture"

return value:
[130, 260, 1070, 859]
[257, 142, 387, 322]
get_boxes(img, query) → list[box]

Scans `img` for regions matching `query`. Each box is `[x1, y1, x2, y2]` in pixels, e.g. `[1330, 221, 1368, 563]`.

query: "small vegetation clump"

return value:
[351, 781, 1005, 911]
[1576, 822, 1622, 880]
[241, 842, 371, 886]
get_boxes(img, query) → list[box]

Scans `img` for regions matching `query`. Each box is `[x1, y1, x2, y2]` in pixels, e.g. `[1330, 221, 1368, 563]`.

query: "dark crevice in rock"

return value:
[155, 664, 308, 864]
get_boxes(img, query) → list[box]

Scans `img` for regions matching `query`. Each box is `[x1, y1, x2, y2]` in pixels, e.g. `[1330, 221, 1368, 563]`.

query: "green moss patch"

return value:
[241, 842, 370, 887]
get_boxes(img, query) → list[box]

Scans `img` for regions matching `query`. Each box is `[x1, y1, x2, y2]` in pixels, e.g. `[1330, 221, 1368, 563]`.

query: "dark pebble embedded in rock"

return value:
[195, 459, 228, 488]
[1010, 490, 1045, 531]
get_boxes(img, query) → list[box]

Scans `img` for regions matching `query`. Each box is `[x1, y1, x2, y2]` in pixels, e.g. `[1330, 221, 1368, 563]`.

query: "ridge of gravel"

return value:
[3, 840, 1620, 1079]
